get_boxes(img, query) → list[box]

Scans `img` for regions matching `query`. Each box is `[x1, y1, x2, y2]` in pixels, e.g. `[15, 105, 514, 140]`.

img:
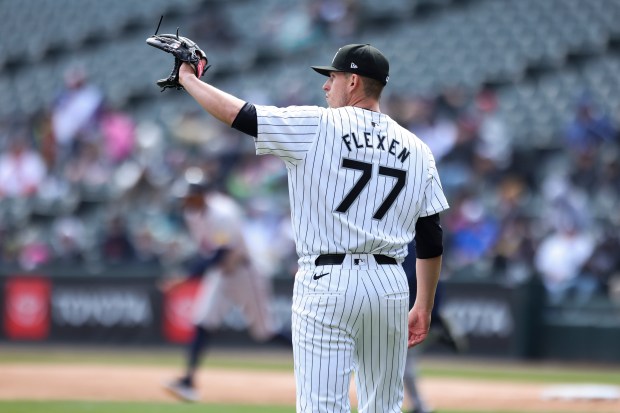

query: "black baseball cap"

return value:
[312, 44, 390, 86]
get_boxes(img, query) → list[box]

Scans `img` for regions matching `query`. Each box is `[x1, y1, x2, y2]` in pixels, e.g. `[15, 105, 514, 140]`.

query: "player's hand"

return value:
[407, 307, 432, 348]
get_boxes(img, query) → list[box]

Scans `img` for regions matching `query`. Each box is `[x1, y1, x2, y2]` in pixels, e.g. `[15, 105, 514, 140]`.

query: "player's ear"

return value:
[350, 74, 358, 87]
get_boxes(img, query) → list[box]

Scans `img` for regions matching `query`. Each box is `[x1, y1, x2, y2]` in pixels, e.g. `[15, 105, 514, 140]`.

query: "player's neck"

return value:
[348, 96, 381, 113]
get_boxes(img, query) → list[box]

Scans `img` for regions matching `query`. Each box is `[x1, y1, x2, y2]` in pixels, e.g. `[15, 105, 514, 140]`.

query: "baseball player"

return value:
[167, 42, 449, 412]
[162, 176, 290, 402]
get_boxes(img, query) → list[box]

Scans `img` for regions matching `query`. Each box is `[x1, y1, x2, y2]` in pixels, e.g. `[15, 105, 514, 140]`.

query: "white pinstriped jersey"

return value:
[254, 105, 449, 262]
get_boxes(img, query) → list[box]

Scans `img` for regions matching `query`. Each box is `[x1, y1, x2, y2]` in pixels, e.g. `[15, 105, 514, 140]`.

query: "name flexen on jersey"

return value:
[340, 132, 411, 163]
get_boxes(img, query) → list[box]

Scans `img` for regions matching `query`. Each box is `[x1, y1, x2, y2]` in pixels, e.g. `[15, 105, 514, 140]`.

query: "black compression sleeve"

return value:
[414, 213, 443, 259]
[231, 102, 257, 137]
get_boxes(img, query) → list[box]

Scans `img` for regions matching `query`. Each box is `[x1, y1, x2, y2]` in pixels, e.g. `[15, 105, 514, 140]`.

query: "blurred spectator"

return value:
[64, 140, 111, 193]
[473, 88, 512, 174]
[444, 192, 500, 274]
[17, 228, 52, 270]
[589, 147, 620, 220]
[567, 146, 599, 192]
[226, 154, 288, 203]
[50, 215, 86, 263]
[100, 215, 136, 263]
[0, 134, 47, 199]
[189, 3, 239, 47]
[51, 66, 103, 165]
[0, 227, 19, 264]
[492, 214, 536, 283]
[99, 105, 136, 164]
[562, 94, 617, 156]
[408, 98, 458, 162]
[539, 167, 592, 234]
[446, 113, 479, 165]
[259, 3, 323, 55]
[598, 146, 620, 192]
[170, 109, 220, 147]
[435, 87, 469, 121]
[490, 176, 536, 283]
[580, 227, 620, 300]
[132, 227, 161, 266]
[313, 0, 360, 41]
[534, 217, 596, 305]
[32, 109, 58, 170]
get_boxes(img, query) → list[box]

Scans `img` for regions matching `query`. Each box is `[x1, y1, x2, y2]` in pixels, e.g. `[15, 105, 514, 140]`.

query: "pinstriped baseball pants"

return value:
[292, 254, 409, 413]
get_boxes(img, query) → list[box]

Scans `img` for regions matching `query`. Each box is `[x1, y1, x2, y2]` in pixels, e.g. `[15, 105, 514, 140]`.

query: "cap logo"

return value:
[350, 62, 358, 69]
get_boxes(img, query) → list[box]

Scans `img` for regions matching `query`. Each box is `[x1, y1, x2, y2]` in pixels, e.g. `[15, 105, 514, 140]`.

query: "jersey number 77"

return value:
[335, 158, 407, 220]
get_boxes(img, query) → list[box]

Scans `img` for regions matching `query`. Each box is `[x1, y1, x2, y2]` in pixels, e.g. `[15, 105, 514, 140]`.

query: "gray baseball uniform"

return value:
[254, 104, 449, 412]
[185, 191, 274, 340]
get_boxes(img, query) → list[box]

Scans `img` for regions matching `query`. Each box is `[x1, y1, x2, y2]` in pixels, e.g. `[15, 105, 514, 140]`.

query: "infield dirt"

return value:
[1, 363, 618, 412]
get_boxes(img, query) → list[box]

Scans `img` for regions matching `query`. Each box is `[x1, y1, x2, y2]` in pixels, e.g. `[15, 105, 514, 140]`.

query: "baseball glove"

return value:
[146, 29, 210, 91]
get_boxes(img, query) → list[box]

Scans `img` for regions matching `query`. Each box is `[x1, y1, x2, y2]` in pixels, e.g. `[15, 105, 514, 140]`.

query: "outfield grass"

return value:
[1, 346, 618, 385]
[0, 401, 295, 413]
[0, 401, 576, 413]
[0, 347, 294, 371]
[418, 359, 620, 385]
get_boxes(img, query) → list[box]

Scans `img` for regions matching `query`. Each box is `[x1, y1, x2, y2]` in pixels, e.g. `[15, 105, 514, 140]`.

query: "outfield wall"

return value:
[1, 266, 619, 363]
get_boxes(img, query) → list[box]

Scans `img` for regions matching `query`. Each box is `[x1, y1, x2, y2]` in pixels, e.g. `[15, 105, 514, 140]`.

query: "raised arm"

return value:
[178, 62, 246, 126]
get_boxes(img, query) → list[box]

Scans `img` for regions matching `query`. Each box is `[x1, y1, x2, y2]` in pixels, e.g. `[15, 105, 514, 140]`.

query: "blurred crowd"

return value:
[387, 86, 620, 305]
[0, 65, 297, 279]
[1, 0, 620, 306]
[0, 0, 365, 281]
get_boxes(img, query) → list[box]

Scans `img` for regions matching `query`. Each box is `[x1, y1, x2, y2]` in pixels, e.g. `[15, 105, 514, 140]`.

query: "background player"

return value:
[161, 173, 290, 403]
[169, 42, 449, 412]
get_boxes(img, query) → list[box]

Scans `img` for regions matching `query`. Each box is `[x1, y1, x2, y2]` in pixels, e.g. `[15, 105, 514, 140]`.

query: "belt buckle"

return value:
[353, 255, 368, 267]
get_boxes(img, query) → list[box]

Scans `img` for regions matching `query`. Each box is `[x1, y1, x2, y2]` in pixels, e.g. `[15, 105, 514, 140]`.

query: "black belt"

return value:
[315, 254, 397, 266]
